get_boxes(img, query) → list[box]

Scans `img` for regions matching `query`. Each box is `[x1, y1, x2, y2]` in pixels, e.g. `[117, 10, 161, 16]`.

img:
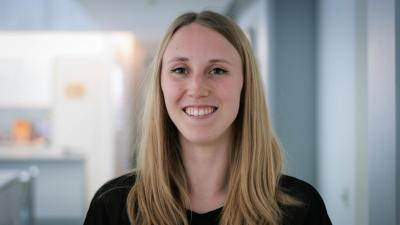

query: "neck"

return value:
[180, 133, 231, 213]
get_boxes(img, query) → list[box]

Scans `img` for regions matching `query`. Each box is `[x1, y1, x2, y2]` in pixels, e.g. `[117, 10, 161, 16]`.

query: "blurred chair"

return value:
[18, 166, 40, 225]
[0, 170, 20, 225]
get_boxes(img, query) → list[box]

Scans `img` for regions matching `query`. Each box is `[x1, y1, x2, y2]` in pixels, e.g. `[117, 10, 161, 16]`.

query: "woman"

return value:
[84, 11, 332, 225]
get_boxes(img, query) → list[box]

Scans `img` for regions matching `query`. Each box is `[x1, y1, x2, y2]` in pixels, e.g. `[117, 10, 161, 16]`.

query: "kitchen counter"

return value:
[0, 147, 84, 161]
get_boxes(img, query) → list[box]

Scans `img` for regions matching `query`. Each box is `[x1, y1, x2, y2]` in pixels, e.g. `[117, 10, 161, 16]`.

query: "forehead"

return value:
[163, 23, 241, 64]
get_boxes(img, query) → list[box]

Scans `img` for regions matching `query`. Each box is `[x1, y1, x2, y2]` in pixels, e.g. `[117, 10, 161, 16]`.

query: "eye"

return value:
[171, 67, 188, 75]
[210, 67, 227, 75]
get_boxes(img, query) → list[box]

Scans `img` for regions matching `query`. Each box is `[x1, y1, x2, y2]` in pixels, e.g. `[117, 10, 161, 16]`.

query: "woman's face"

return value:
[161, 23, 243, 146]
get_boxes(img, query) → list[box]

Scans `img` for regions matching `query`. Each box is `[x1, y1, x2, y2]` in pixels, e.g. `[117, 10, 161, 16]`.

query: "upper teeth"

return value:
[184, 107, 216, 116]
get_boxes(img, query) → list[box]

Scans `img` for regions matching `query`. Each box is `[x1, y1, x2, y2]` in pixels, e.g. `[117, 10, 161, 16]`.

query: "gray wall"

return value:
[228, 0, 317, 185]
[270, 0, 317, 186]
[396, 0, 400, 224]
[367, 0, 397, 224]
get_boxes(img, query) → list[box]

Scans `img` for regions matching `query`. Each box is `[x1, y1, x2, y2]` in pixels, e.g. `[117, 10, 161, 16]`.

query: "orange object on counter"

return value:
[11, 119, 32, 145]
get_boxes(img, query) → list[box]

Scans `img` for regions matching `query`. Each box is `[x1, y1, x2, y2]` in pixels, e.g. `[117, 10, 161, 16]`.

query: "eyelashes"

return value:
[170, 67, 188, 74]
[209, 67, 227, 75]
[170, 66, 228, 76]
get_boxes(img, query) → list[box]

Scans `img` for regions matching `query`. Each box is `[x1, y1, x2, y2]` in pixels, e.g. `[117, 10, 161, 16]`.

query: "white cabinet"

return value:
[53, 56, 117, 204]
[0, 57, 53, 108]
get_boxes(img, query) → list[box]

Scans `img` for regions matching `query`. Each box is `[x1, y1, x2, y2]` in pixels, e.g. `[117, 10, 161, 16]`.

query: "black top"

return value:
[83, 173, 332, 225]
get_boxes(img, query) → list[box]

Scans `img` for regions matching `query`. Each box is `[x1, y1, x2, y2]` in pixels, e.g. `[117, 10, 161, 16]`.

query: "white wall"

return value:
[317, 0, 368, 224]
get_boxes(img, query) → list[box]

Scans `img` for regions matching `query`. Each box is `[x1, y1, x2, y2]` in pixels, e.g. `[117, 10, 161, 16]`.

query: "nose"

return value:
[187, 73, 210, 98]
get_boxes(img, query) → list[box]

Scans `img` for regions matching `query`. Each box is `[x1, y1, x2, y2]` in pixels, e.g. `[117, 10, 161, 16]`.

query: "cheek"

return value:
[161, 77, 182, 107]
[227, 90, 242, 110]
[216, 78, 243, 107]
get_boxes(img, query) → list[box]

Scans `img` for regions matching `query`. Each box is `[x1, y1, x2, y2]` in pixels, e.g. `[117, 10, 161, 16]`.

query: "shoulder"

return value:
[94, 172, 136, 200]
[279, 175, 332, 225]
[83, 172, 136, 225]
[279, 175, 323, 205]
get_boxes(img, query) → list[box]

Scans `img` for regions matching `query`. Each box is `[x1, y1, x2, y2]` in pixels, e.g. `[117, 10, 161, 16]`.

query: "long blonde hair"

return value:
[127, 11, 295, 225]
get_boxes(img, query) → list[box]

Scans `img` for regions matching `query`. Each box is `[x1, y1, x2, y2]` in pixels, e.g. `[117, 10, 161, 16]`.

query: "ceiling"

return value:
[79, 0, 235, 42]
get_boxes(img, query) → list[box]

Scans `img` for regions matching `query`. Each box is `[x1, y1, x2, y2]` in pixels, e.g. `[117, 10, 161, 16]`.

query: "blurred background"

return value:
[0, 0, 398, 224]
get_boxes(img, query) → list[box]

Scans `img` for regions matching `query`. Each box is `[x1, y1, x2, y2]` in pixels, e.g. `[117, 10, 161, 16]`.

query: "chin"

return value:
[181, 134, 216, 146]
[179, 127, 231, 147]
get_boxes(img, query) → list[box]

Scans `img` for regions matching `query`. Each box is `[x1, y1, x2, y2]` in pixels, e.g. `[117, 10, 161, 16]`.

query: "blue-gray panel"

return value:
[272, 0, 317, 186]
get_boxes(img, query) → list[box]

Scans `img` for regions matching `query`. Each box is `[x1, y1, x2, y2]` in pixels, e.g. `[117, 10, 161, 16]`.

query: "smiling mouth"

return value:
[182, 106, 218, 117]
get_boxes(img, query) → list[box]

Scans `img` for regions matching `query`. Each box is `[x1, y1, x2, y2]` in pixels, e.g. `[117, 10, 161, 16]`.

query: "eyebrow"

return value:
[209, 59, 232, 65]
[167, 57, 189, 64]
[166, 57, 232, 65]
